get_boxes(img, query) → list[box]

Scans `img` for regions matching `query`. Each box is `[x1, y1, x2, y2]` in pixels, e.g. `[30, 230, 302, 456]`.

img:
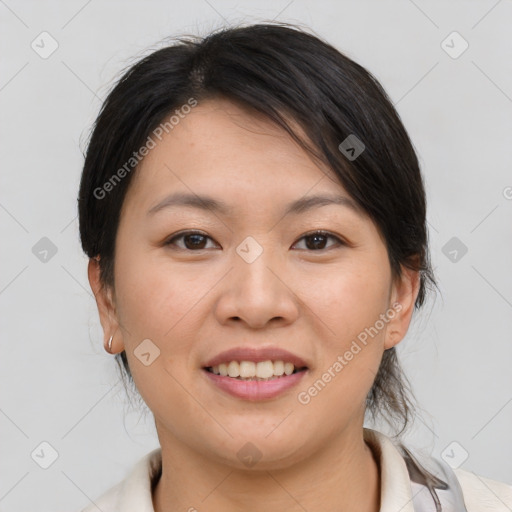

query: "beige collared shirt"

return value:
[81, 428, 512, 512]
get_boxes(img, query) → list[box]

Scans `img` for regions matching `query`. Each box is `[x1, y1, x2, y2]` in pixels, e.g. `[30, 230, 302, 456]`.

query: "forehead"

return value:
[123, 98, 359, 217]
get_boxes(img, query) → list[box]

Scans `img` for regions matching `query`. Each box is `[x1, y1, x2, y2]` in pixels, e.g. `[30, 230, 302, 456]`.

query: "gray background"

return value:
[1, 1, 511, 511]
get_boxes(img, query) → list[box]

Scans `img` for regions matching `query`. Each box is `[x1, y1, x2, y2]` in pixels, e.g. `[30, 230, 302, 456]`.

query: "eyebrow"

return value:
[147, 192, 364, 218]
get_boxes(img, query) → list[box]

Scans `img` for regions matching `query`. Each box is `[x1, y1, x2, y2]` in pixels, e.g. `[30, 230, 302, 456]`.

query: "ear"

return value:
[384, 265, 421, 350]
[87, 258, 123, 353]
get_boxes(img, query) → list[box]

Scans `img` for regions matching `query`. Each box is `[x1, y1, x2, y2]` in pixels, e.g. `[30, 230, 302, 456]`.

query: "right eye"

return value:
[164, 230, 219, 251]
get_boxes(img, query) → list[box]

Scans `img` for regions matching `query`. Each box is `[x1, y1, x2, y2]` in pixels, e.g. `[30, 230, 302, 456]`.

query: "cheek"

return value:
[304, 257, 391, 341]
[112, 247, 214, 384]
[300, 256, 390, 407]
[299, 271, 387, 420]
[112, 251, 200, 415]
[113, 245, 199, 337]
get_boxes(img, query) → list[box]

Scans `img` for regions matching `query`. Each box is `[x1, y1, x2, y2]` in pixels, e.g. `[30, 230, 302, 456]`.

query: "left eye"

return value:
[292, 231, 344, 251]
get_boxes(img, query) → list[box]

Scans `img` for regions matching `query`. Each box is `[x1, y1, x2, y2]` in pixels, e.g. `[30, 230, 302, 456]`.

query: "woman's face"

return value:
[90, 98, 418, 468]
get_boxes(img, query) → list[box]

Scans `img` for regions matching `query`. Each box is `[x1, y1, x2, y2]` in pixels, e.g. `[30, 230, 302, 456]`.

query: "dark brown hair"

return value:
[78, 22, 437, 440]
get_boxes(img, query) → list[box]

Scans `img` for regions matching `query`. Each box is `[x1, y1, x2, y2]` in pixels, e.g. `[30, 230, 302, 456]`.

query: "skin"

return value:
[89, 98, 419, 512]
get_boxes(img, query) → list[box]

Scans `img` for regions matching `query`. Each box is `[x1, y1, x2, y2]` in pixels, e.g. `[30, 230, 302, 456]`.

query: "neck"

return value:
[152, 427, 380, 512]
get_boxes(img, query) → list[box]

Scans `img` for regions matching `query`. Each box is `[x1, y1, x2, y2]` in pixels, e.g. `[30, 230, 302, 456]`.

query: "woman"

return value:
[77, 23, 512, 512]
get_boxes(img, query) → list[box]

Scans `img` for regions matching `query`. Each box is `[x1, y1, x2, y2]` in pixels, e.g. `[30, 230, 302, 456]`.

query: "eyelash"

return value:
[164, 230, 345, 252]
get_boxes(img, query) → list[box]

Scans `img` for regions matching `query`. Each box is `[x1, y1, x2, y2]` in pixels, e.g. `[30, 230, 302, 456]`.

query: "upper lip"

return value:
[203, 347, 309, 369]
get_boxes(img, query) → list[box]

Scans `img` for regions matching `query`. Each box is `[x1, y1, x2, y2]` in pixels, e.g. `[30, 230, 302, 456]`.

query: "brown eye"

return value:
[165, 231, 218, 250]
[293, 231, 344, 251]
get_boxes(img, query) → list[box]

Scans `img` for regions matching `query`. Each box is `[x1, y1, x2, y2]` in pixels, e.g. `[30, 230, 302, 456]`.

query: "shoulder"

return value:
[365, 428, 512, 512]
[78, 448, 162, 512]
[80, 481, 123, 512]
[454, 468, 512, 512]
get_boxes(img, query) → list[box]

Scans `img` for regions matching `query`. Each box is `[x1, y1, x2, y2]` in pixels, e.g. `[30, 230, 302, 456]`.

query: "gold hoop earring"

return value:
[107, 335, 113, 354]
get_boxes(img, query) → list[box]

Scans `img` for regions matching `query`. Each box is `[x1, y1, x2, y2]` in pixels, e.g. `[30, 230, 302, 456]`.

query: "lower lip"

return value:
[202, 368, 308, 401]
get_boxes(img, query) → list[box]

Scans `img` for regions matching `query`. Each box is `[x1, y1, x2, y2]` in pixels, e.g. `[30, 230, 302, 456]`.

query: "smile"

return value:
[205, 360, 307, 380]
[202, 360, 308, 400]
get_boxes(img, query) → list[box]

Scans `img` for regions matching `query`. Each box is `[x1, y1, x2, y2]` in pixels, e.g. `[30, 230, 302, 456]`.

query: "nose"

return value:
[213, 244, 299, 329]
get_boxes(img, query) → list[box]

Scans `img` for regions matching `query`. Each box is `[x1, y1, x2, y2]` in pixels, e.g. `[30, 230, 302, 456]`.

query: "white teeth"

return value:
[273, 360, 284, 376]
[256, 361, 274, 379]
[208, 360, 304, 379]
[227, 361, 240, 378]
[240, 361, 256, 378]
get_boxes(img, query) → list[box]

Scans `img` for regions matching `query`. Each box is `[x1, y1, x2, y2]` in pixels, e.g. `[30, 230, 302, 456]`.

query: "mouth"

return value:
[201, 347, 310, 400]
[203, 360, 308, 381]
[201, 358, 309, 401]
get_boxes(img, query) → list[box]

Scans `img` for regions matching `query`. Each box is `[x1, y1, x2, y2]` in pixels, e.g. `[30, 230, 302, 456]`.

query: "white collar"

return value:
[89, 428, 440, 512]
[364, 428, 417, 511]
